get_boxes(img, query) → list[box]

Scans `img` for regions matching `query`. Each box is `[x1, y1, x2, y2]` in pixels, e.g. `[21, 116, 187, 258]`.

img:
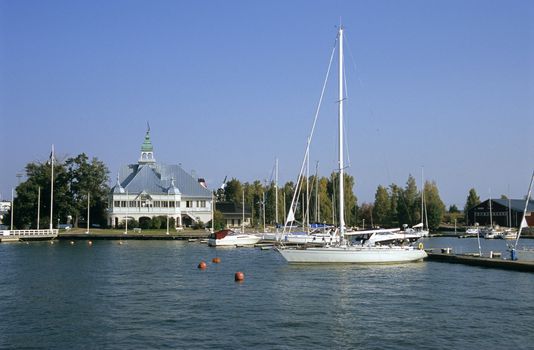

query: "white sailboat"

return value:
[276, 26, 427, 264]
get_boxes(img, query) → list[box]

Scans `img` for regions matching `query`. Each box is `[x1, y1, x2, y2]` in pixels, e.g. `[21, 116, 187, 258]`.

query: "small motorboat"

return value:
[207, 229, 261, 247]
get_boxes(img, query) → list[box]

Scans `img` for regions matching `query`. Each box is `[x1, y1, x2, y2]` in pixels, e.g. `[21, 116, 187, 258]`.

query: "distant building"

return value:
[466, 199, 534, 227]
[107, 128, 212, 228]
[215, 202, 252, 228]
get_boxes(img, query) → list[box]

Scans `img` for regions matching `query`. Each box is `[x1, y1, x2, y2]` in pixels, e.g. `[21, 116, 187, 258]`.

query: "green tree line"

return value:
[6, 153, 109, 229]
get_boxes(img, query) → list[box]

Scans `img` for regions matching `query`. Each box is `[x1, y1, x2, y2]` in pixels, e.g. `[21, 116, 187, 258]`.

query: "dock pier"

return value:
[426, 251, 534, 272]
[0, 229, 58, 242]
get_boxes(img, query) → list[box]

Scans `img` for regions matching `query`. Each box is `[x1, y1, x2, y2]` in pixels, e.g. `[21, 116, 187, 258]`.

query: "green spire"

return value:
[141, 129, 153, 152]
[139, 123, 156, 164]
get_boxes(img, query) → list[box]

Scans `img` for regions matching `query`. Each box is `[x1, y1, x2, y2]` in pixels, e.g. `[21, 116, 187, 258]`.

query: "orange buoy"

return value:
[212, 257, 221, 263]
[234, 271, 245, 282]
[198, 261, 207, 269]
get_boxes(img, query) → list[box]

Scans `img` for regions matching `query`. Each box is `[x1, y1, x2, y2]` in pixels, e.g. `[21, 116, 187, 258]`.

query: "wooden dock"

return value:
[426, 252, 534, 272]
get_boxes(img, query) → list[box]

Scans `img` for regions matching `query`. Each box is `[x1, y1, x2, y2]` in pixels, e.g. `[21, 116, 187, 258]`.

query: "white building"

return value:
[107, 128, 212, 228]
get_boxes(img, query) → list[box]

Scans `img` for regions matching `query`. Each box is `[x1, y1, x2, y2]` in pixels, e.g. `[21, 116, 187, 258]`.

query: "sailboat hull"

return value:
[276, 246, 427, 264]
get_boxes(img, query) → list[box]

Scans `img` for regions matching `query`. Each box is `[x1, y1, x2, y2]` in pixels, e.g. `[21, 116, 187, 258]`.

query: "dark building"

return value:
[215, 202, 252, 228]
[467, 199, 534, 227]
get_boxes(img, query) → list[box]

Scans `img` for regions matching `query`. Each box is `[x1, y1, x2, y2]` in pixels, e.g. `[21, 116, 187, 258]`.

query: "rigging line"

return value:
[283, 35, 338, 234]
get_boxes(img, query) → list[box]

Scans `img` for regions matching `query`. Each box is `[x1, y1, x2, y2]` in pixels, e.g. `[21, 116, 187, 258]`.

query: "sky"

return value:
[1, 0, 533, 208]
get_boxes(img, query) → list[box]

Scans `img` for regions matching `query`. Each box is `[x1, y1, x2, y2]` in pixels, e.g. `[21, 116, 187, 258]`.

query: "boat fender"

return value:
[235, 271, 245, 282]
[418, 242, 424, 250]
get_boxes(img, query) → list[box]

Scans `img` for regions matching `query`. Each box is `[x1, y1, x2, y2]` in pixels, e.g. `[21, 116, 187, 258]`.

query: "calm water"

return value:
[0, 237, 533, 349]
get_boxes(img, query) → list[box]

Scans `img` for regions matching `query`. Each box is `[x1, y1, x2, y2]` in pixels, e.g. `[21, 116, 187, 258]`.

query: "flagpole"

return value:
[49, 145, 54, 233]
[10, 188, 14, 231]
[37, 187, 41, 229]
[86, 192, 90, 234]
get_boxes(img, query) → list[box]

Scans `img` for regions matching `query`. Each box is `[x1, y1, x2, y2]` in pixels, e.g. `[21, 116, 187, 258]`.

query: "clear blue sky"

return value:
[1, 0, 533, 208]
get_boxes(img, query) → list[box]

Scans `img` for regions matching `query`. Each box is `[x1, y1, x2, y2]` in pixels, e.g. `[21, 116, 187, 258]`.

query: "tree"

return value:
[373, 185, 390, 227]
[12, 160, 75, 229]
[397, 175, 419, 226]
[139, 217, 152, 229]
[328, 172, 358, 227]
[223, 178, 242, 204]
[359, 203, 374, 229]
[464, 188, 481, 224]
[424, 181, 446, 230]
[65, 153, 109, 228]
[448, 204, 459, 213]
[11, 153, 109, 230]
[317, 177, 332, 224]
[388, 184, 400, 227]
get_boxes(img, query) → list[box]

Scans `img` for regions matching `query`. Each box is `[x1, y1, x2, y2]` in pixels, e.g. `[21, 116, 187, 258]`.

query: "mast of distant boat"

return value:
[338, 25, 346, 242]
[275, 158, 279, 226]
[49, 145, 54, 233]
[242, 189, 245, 233]
[489, 190, 493, 228]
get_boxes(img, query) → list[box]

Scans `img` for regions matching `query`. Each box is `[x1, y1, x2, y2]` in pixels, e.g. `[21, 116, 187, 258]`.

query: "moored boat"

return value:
[208, 229, 261, 247]
[276, 26, 426, 264]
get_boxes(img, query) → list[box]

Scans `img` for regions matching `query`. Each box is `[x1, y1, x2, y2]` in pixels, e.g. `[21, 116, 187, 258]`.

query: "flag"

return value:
[48, 145, 55, 165]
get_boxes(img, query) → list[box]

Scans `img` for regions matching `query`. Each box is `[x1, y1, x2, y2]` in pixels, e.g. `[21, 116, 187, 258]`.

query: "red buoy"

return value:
[198, 261, 207, 269]
[212, 257, 221, 263]
[234, 271, 245, 282]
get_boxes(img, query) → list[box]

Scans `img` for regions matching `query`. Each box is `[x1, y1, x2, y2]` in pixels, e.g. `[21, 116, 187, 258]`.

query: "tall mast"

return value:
[49, 145, 54, 232]
[315, 161, 319, 223]
[306, 138, 310, 231]
[10, 188, 14, 230]
[338, 26, 346, 239]
[242, 189, 245, 233]
[421, 167, 425, 230]
[275, 158, 279, 225]
[489, 190, 493, 228]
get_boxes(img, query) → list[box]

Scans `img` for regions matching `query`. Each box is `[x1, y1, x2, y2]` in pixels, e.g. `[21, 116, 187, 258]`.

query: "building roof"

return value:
[491, 199, 534, 212]
[110, 127, 210, 198]
[111, 163, 211, 198]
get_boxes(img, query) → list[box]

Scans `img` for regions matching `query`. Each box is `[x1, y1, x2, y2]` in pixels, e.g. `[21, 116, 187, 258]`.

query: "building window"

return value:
[121, 201, 127, 207]
[176, 201, 181, 208]
[162, 201, 168, 208]
[198, 200, 206, 208]
[114, 201, 120, 207]
[129, 201, 136, 207]
[169, 201, 175, 207]
[186, 201, 192, 208]
[154, 201, 160, 208]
